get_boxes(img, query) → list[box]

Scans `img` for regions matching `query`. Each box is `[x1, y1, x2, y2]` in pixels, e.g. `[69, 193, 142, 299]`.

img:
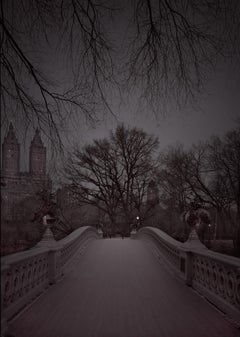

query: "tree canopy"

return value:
[156, 124, 240, 252]
[1, 0, 239, 147]
[64, 124, 159, 232]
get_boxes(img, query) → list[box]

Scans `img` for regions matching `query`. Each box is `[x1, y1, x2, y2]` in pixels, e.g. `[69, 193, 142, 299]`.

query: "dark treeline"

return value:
[147, 123, 240, 255]
[1, 123, 239, 257]
[63, 123, 240, 255]
[64, 124, 159, 236]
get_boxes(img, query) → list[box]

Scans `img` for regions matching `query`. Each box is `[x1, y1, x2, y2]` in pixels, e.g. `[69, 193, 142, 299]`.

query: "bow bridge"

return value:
[1, 226, 240, 337]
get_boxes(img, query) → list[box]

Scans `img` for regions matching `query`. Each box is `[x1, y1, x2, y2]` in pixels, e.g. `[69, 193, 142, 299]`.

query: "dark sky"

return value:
[55, 1, 240, 152]
[2, 0, 240, 172]
[56, 2, 240, 149]
[63, 60, 240, 151]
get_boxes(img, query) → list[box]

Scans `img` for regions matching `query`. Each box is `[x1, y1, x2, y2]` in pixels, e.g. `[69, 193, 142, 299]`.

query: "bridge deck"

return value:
[8, 238, 238, 337]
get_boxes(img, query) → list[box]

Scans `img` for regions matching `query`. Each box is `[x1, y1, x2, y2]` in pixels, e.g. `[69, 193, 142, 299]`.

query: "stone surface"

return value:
[184, 228, 207, 249]
[36, 226, 58, 249]
[8, 238, 239, 337]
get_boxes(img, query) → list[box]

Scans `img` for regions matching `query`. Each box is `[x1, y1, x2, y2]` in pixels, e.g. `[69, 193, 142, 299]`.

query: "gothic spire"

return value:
[4, 122, 19, 144]
[31, 128, 44, 147]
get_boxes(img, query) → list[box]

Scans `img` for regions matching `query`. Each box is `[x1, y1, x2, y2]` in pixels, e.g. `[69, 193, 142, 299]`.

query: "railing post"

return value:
[185, 228, 207, 249]
[182, 228, 207, 286]
[36, 225, 57, 249]
[179, 249, 193, 286]
[1, 263, 10, 336]
[182, 229, 206, 286]
[48, 248, 61, 285]
[184, 250, 193, 286]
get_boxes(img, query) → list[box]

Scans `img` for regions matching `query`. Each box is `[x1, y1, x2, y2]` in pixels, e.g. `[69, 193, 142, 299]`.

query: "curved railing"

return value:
[57, 226, 99, 274]
[137, 226, 240, 323]
[1, 226, 99, 327]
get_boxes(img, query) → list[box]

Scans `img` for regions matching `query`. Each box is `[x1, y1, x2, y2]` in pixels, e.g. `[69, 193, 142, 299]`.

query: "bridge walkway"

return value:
[7, 238, 239, 337]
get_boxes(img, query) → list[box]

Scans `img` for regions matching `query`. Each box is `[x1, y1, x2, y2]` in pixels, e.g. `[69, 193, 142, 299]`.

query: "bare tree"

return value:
[1, 0, 239, 146]
[157, 145, 194, 214]
[208, 125, 240, 251]
[161, 143, 228, 210]
[124, 0, 240, 109]
[182, 143, 228, 209]
[0, 0, 116, 148]
[64, 124, 159, 233]
[66, 138, 122, 230]
[157, 135, 240, 241]
[111, 125, 159, 227]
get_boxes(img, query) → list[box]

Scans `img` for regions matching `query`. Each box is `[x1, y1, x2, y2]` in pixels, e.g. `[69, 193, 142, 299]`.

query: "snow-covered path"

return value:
[8, 238, 238, 337]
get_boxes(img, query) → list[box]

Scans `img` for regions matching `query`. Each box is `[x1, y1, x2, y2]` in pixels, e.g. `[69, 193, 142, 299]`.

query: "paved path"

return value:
[8, 238, 239, 337]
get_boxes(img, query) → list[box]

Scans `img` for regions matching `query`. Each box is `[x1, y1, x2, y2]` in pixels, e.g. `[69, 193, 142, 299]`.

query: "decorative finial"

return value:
[4, 122, 18, 144]
[31, 128, 44, 147]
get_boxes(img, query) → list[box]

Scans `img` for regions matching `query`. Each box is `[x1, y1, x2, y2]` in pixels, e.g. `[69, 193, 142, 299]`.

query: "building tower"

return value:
[29, 129, 46, 175]
[2, 123, 20, 176]
[147, 180, 159, 205]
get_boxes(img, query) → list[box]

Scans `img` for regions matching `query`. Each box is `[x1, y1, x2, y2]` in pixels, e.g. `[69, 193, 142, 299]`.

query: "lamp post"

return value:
[136, 216, 140, 230]
[36, 214, 57, 248]
[208, 223, 212, 248]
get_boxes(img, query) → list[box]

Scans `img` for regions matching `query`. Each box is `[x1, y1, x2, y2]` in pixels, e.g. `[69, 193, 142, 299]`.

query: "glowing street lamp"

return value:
[136, 216, 140, 230]
[207, 223, 212, 248]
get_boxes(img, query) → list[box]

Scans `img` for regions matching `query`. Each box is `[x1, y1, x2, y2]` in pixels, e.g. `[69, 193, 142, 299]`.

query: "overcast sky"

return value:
[2, 1, 240, 173]
[57, 2, 240, 153]
[63, 60, 240, 151]
[5, 46, 240, 173]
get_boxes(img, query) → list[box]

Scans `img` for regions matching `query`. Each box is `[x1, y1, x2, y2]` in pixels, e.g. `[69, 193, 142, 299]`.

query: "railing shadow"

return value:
[137, 226, 240, 325]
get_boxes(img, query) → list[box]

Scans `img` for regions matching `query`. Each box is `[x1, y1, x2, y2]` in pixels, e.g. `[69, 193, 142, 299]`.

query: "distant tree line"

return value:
[1, 123, 239, 256]
[1, 185, 98, 255]
[155, 123, 240, 254]
[64, 123, 240, 253]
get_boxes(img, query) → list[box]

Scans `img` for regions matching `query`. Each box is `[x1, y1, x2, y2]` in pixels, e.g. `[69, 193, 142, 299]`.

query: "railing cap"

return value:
[139, 226, 183, 249]
[1, 246, 49, 265]
[59, 226, 97, 247]
[139, 226, 240, 268]
[0, 226, 99, 266]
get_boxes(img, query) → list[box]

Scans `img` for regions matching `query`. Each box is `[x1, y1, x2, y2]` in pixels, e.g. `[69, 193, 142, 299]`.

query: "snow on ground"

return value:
[8, 238, 238, 337]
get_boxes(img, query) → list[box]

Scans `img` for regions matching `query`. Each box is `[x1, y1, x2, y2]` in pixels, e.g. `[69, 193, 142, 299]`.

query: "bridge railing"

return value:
[1, 226, 99, 327]
[137, 226, 240, 323]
